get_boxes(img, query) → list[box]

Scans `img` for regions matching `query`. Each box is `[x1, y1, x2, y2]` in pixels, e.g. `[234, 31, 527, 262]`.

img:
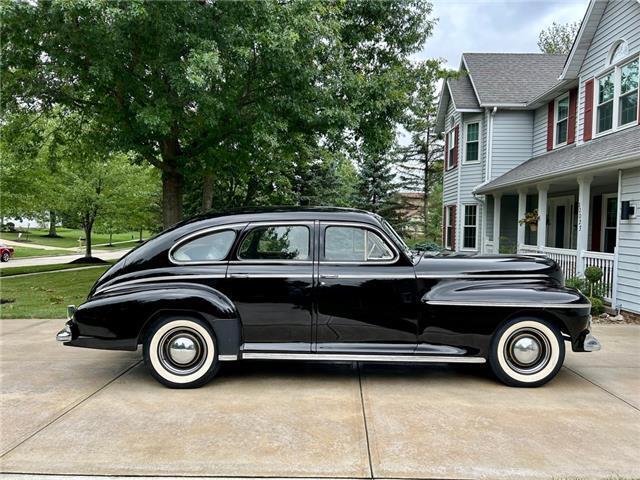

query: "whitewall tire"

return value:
[143, 316, 219, 388]
[489, 317, 565, 387]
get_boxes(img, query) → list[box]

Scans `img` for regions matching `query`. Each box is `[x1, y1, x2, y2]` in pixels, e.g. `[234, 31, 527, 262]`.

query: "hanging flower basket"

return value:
[518, 209, 540, 231]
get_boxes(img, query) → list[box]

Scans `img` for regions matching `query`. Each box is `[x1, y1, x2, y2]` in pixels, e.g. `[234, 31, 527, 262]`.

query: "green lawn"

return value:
[0, 262, 114, 277]
[0, 227, 149, 248]
[10, 246, 71, 259]
[0, 267, 109, 318]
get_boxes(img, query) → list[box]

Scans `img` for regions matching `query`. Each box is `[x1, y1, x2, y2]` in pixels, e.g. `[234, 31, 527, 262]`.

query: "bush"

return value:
[1, 222, 16, 232]
[588, 296, 604, 315]
[412, 241, 442, 252]
[584, 266, 603, 284]
[565, 276, 587, 292]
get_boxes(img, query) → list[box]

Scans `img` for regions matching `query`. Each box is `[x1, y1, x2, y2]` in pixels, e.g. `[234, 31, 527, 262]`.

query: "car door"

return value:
[315, 222, 418, 354]
[227, 221, 315, 353]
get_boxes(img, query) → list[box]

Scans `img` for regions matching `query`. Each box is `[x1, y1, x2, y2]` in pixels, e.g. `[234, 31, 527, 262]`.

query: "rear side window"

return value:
[172, 230, 236, 262]
[324, 226, 394, 262]
[239, 225, 310, 261]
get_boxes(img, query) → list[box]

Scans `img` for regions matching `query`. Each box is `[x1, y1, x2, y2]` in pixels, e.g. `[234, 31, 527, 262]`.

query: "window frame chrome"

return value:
[234, 221, 314, 264]
[168, 223, 246, 266]
[319, 221, 401, 266]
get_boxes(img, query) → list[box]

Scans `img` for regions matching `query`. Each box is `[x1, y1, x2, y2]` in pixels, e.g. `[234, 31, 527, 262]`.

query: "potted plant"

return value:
[518, 209, 540, 232]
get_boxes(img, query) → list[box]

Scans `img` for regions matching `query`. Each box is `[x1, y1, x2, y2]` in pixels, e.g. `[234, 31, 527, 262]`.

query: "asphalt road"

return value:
[1, 321, 638, 479]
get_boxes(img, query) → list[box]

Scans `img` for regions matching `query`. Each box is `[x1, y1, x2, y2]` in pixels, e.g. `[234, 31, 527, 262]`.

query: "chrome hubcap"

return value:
[158, 327, 207, 375]
[504, 328, 551, 375]
[168, 335, 198, 365]
[511, 336, 541, 365]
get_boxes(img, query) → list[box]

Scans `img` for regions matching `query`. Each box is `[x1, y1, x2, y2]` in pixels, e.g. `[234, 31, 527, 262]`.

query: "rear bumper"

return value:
[56, 304, 137, 350]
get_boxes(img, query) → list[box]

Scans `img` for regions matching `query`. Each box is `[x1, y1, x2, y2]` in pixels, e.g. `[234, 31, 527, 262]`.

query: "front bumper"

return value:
[583, 333, 602, 352]
[56, 305, 77, 343]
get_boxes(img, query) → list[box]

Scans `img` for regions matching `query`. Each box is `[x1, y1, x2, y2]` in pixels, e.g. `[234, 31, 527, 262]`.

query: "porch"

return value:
[486, 170, 620, 301]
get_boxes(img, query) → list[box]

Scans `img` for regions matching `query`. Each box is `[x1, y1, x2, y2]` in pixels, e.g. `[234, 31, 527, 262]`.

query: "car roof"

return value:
[176, 206, 383, 228]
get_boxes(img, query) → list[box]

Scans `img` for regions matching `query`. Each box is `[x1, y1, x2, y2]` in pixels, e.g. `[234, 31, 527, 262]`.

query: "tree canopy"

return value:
[538, 21, 580, 55]
[3, 0, 438, 228]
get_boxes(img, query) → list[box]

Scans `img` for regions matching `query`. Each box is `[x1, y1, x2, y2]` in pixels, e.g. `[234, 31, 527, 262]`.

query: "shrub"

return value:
[565, 276, 587, 292]
[584, 266, 603, 284]
[588, 296, 604, 315]
[413, 241, 441, 252]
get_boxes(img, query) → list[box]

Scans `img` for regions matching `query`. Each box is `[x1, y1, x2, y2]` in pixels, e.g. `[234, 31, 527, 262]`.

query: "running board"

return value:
[238, 352, 485, 364]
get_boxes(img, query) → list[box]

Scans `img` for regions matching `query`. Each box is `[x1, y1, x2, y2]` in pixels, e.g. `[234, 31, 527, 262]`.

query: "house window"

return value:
[619, 59, 638, 126]
[595, 56, 639, 134]
[465, 122, 479, 163]
[602, 194, 618, 254]
[447, 129, 456, 169]
[462, 205, 477, 250]
[445, 206, 454, 249]
[555, 94, 569, 146]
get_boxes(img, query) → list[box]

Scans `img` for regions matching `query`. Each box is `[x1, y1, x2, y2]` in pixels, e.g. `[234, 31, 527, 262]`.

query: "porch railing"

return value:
[518, 245, 615, 301]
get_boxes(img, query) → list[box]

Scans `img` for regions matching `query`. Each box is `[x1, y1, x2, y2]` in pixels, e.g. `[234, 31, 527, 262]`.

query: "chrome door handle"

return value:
[230, 273, 250, 279]
[320, 274, 339, 279]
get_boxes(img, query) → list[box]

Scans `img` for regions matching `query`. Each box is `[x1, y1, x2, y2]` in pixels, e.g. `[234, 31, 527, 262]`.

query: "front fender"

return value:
[67, 282, 241, 355]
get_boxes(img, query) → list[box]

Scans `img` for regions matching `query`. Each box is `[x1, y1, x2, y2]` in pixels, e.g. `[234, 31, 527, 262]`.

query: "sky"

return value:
[418, 0, 590, 69]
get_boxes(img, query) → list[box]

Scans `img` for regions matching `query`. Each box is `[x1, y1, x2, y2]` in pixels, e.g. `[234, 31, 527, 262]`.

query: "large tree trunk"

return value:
[47, 211, 58, 237]
[139, 226, 143, 242]
[162, 171, 183, 228]
[84, 222, 93, 258]
[202, 174, 214, 213]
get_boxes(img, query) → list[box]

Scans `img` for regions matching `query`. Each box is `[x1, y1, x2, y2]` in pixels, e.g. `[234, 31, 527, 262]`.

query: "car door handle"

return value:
[320, 274, 339, 279]
[230, 273, 250, 279]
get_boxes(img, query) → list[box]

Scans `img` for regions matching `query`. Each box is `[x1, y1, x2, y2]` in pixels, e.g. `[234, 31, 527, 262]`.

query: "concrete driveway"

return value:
[1, 320, 638, 479]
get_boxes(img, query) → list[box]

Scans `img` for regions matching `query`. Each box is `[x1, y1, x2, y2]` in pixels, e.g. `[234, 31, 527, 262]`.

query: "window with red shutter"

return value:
[451, 205, 457, 251]
[444, 132, 449, 171]
[584, 79, 594, 141]
[546, 101, 554, 150]
[453, 125, 459, 167]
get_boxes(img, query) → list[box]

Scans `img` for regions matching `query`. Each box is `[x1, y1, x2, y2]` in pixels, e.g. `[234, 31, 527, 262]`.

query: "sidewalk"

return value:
[0, 249, 130, 268]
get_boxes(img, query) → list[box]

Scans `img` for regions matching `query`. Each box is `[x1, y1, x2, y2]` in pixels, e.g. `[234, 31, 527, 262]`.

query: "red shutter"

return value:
[568, 88, 578, 144]
[453, 125, 459, 167]
[451, 205, 457, 251]
[546, 101, 554, 151]
[444, 132, 449, 171]
[442, 206, 446, 245]
[584, 79, 594, 141]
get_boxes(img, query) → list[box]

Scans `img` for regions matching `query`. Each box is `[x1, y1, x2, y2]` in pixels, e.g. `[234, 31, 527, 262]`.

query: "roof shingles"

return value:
[447, 73, 480, 110]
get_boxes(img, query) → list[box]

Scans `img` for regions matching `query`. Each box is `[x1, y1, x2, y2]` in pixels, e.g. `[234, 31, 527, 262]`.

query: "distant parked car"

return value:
[0, 244, 14, 262]
[57, 207, 600, 389]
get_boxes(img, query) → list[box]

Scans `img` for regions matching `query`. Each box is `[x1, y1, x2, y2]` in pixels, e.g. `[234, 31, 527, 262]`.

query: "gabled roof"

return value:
[559, 0, 608, 81]
[475, 126, 640, 194]
[462, 53, 567, 106]
[448, 73, 480, 110]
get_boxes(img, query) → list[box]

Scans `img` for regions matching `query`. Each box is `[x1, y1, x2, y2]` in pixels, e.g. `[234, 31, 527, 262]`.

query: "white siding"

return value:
[532, 104, 548, 157]
[617, 167, 640, 314]
[490, 111, 534, 179]
[577, 0, 640, 145]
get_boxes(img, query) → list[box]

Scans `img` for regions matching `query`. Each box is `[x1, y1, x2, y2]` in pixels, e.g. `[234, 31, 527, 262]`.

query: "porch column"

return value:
[493, 193, 502, 254]
[537, 184, 549, 249]
[517, 188, 527, 248]
[576, 175, 593, 276]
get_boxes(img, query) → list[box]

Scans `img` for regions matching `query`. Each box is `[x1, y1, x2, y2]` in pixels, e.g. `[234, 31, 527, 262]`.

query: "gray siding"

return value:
[459, 112, 485, 251]
[617, 167, 640, 314]
[442, 98, 459, 206]
[490, 111, 534, 179]
[577, 0, 640, 145]
[532, 105, 548, 157]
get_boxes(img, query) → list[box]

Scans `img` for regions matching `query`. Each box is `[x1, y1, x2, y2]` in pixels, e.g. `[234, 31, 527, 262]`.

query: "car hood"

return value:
[415, 254, 563, 281]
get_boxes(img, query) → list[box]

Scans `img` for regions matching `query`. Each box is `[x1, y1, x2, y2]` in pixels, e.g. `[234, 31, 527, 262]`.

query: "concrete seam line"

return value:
[0, 360, 142, 458]
[563, 366, 640, 413]
[0, 319, 53, 336]
[357, 362, 374, 480]
[0, 473, 473, 480]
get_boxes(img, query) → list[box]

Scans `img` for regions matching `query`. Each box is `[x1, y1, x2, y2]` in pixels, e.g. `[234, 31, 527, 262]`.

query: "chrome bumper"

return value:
[56, 323, 72, 342]
[584, 333, 602, 352]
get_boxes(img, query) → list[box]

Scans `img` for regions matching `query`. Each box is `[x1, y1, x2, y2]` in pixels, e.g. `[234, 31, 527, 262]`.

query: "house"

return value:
[436, 0, 640, 317]
[395, 192, 426, 238]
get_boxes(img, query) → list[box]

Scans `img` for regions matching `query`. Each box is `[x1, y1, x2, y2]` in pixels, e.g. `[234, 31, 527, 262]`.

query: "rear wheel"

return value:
[1, 252, 9, 262]
[489, 317, 565, 387]
[143, 316, 219, 388]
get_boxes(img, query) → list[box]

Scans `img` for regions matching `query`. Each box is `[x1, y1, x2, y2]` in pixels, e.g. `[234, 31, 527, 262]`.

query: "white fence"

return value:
[518, 245, 615, 301]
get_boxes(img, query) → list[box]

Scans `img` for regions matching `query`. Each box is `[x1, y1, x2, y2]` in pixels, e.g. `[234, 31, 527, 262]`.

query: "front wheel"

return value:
[489, 317, 565, 387]
[1, 252, 9, 262]
[143, 316, 219, 388]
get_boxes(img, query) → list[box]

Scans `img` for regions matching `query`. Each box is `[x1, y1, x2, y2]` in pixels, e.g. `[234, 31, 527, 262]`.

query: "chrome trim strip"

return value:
[218, 354, 238, 361]
[241, 352, 485, 364]
[417, 274, 549, 279]
[95, 274, 226, 294]
[320, 273, 416, 279]
[424, 300, 592, 309]
[228, 260, 313, 265]
[230, 273, 313, 279]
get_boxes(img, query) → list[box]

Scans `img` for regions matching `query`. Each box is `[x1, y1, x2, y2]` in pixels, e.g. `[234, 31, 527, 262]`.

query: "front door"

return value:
[315, 222, 418, 354]
[227, 222, 314, 352]
[548, 196, 575, 248]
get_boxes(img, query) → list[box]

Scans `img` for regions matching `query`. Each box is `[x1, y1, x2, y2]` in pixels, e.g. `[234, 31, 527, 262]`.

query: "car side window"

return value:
[172, 230, 236, 262]
[238, 225, 310, 261]
[324, 226, 394, 262]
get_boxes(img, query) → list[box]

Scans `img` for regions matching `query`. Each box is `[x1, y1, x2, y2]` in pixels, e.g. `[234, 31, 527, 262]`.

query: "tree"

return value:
[538, 21, 581, 54]
[395, 60, 447, 240]
[3, 0, 436, 227]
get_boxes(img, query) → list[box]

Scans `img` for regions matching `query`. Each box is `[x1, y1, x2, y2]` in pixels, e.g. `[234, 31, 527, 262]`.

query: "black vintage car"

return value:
[57, 207, 600, 388]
